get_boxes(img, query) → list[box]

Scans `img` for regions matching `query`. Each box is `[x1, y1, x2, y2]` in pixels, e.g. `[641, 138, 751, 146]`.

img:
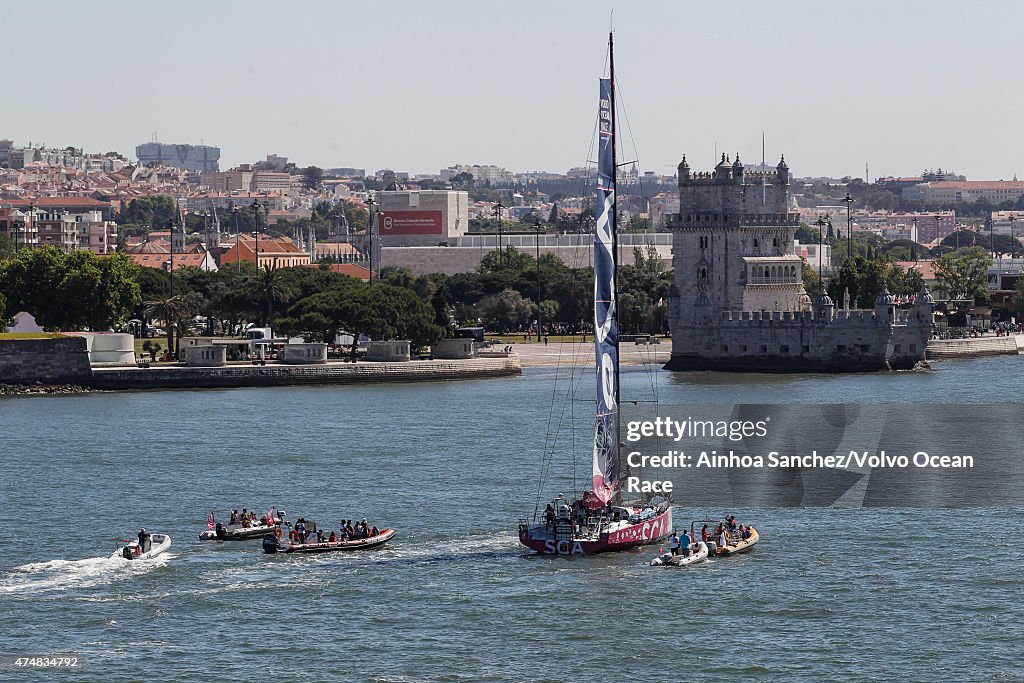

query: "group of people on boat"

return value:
[668, 529, 699, 557]
[287, 517, 380, 545]
[229, 508, 275, 528]
[698, 516, 753, 549]
[543, 493, 664, 536]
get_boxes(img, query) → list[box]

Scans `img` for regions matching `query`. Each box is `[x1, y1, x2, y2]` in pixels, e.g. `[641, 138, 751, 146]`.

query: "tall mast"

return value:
[608, 30, 621, 450]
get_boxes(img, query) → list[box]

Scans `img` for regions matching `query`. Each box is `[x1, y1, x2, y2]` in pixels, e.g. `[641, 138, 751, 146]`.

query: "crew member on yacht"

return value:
[669, 532, 680, 556]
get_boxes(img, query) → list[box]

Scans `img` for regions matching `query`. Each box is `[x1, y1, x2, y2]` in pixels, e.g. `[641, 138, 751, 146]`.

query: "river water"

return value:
[1, 356, 1022, 681]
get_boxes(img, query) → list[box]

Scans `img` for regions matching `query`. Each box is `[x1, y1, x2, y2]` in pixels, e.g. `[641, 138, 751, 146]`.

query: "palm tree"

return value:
[143, 295, 190, 358]
[257, 264, 290, 325]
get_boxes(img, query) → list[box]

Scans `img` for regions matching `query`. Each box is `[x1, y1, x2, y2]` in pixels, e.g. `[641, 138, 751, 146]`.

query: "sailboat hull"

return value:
[519, 509, 672, 556]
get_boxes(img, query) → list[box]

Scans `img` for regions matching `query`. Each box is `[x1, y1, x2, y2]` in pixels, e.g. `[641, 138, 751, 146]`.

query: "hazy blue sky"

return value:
[5, 1, 1022, 180]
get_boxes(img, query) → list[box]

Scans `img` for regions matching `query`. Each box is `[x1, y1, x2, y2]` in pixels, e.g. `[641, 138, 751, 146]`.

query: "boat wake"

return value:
[371, 531, 519, 566]
[0, 554, 172, 596]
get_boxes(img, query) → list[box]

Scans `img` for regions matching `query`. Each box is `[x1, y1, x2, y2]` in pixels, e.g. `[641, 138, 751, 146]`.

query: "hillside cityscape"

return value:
[0, 136, 1021, 354]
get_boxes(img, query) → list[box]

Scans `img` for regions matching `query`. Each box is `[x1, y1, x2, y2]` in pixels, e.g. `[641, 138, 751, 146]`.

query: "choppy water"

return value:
[1, 356, 1022, 681]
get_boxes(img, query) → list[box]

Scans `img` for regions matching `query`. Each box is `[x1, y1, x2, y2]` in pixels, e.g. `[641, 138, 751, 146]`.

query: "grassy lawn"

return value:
[0, 332, 67, 339]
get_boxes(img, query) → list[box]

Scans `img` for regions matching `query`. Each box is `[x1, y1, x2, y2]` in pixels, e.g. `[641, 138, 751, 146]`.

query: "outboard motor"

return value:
[123, 546, 133, 560]
[215, 522, 227, 540]
[262, 533, 280, 554]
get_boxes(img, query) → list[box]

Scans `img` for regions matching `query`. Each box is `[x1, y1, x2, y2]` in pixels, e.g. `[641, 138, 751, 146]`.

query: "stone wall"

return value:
[926, 336, 1019, 359]
[666, 309, 932, 372]
[381, 244, 672, 276]
[0, 337, 93, 385]
[88, 357, 521, 390]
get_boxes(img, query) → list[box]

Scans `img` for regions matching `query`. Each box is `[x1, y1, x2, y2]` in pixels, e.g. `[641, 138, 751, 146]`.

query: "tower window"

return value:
[753, 238, 759, 247]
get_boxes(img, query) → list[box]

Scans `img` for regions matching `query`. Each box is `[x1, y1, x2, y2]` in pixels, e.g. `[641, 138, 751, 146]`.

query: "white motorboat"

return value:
[650, 542, 708, 567]
[198, 508, 282, 541]
[112, 533, 171, 561]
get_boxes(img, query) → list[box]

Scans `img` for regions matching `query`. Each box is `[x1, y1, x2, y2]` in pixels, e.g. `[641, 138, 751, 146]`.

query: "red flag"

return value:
[207, 512, 215, 530]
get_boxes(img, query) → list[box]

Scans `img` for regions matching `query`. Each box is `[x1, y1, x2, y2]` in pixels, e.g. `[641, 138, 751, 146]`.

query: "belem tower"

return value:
[664, 153, 934, 372]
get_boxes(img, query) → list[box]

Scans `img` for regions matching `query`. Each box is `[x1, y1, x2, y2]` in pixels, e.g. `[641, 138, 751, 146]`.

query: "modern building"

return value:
[136, 142, 220, 172]
[905, 180, 1024, 205]
[990, 211, 1024, 237]
[665, 153, 934, 372]
[0, 205, 116, 254]
[376, 189, 469, 247]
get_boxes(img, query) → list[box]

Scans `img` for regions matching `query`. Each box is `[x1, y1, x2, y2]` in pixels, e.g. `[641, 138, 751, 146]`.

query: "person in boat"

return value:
[680, 529, 691, 558]
[328, 531, 337, 543]
[230, 510, 238, 525]
[701, 524, 710, 543]
[669, 532, 680, 556]
[316, 529, 325, 543]
[544, 504, 555, 530]
[138, 528, 151, 554]
[295, 519, 306, 544]
[717, 527, 729, 550]
[371, 525, 380, 536]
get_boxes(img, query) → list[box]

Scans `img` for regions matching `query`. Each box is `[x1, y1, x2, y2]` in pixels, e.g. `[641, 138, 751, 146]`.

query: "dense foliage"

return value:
[0, 247, 141, 330]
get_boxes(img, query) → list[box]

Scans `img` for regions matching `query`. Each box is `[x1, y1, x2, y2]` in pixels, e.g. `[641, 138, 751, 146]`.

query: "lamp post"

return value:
[1011, 215, 1017, 267]
[814, 215, 829, 281]
[841, 192, 854, 261]
[365, 194, 376, 284]
[231, 204, 241, 272]
[534, 218, 543, 340]
[912, 218, 919, 262]
[493, 200, 506, 267]
[252, 200, 263, 270]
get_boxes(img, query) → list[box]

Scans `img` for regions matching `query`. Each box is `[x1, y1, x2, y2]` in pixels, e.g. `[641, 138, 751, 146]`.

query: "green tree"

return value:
[143, 295, 191, 356]
[301, 166, 324, 192]
[478, 288, 535, 333]
[118, 194, 176, 228]
[256, 264, 290, 325]
[0, 234, 15, 262]
[0, 247, 140, 331]
[933, 247, 991, 303]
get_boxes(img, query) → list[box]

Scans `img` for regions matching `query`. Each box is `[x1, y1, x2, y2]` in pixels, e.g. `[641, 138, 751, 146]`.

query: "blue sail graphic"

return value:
[591, 77, 619, 505]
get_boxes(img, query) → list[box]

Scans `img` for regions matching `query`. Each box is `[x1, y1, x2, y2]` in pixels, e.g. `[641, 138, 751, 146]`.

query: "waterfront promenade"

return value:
[926, 334, 1024, 359]
[511, 341, 669, 367]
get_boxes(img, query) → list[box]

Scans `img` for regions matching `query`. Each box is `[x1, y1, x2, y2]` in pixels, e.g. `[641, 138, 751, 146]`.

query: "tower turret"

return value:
[815, 286, 835, 322]
[714, 153, 732, 182]
[732, 153, 744, 181]
[677, 155, 691, 186]
[776, 154, 789, 185]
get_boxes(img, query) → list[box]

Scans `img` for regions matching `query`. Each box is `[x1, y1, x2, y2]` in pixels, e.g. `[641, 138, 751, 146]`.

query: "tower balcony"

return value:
[668, 212, 800, 230]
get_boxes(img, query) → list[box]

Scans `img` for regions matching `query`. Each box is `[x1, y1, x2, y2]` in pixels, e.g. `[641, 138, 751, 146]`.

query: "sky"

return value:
[5, 1, 1023, 181]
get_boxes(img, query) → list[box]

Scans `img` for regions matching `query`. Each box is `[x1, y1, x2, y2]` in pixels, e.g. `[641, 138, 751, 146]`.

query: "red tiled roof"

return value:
[129, 253, 211, 269]
[895, 261, 937, 280]
[8, 197, 110, 208]
[328, 263, 372, 280]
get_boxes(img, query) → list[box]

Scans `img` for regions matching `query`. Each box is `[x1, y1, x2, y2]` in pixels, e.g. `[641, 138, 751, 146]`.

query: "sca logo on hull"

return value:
[544, 540, 584, 555]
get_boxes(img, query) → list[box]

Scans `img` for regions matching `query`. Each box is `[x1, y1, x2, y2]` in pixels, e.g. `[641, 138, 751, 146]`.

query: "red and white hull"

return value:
[519, 509, 672, 555]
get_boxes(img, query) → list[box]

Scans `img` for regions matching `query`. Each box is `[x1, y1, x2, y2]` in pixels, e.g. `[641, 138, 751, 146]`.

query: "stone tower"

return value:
[669, 154, 806, 352]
